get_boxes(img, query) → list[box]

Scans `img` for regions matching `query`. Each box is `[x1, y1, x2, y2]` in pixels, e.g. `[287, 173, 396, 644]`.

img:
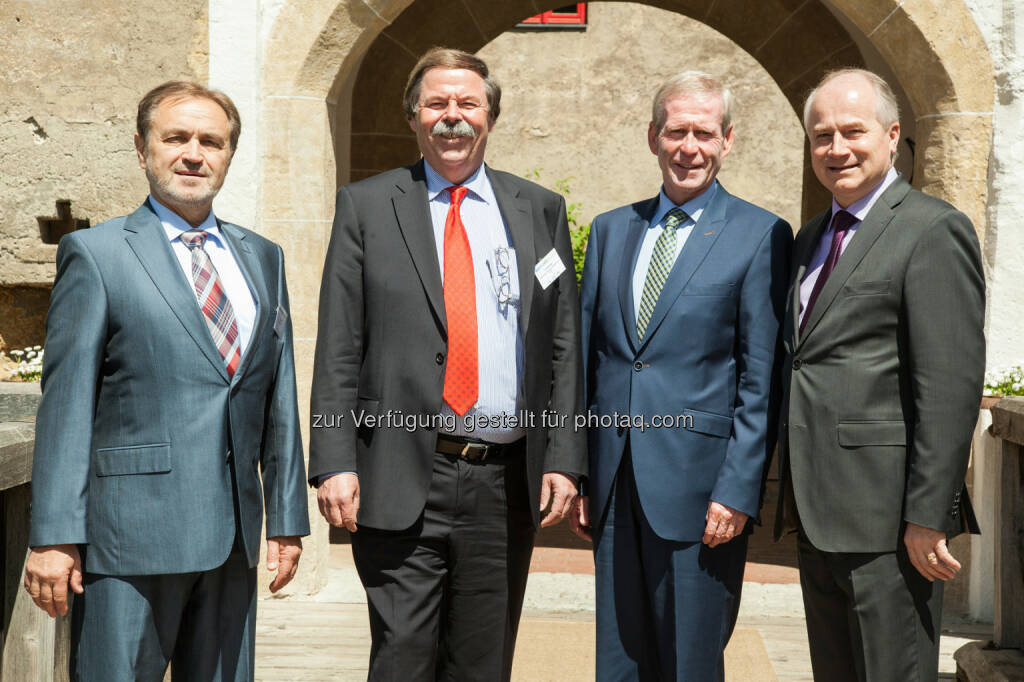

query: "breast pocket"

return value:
[842, 279, 890, 297]
[682, 283, 735, 298]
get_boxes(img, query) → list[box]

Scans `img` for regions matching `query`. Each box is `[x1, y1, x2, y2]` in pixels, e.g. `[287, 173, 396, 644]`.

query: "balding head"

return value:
[803, 69, 901, 206]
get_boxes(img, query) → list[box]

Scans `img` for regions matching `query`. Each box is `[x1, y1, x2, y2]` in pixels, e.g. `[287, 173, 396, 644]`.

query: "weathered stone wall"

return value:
[479, 2, 805, 229]
[0, 0, 208, 349]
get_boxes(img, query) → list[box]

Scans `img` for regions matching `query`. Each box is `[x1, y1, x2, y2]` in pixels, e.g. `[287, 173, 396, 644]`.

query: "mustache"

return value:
[430, 119, 476, 139]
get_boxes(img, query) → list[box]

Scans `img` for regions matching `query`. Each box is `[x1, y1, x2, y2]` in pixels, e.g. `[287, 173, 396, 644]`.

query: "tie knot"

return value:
[181, 230, 208, 250]
[447, 186, 468, 207]
[663, 208, 687, 232]
[832, 210, 857, 234]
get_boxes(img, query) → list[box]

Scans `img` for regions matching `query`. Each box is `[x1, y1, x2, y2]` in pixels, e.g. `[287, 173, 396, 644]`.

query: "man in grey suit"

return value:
[23, 81, 310, 681]
[775, 69, 984, 681]
[309, 47, 585, 680]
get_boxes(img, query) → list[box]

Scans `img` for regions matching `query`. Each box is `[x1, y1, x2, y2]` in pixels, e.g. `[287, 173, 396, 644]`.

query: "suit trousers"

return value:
[350, 447, 535, 682]
[70, 549, 257, 682]
[594, 451, 747, 682]
[797, 533, 943, 682]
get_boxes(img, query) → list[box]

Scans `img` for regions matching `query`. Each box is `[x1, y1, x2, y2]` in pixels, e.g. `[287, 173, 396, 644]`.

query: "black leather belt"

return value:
[435, 434, 522, 462]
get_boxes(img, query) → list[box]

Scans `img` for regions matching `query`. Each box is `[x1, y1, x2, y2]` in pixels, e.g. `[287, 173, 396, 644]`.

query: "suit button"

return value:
[436, 353, 444, 365]
[792, 358, 802, 370]
[225, 449, 233, 464]
[634, 361, 643, 371]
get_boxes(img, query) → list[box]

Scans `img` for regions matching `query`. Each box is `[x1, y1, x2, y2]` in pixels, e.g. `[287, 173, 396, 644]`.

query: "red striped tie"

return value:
[441, 186, 478, 416]
[181, 230, 242, 378]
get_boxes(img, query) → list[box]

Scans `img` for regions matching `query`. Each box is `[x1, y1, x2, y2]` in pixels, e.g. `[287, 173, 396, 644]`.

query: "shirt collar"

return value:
[651, 181, 717, 229]
[149, 195, 221, 245]
[831, 167, 899, 223]
[423, 160, 495, 206]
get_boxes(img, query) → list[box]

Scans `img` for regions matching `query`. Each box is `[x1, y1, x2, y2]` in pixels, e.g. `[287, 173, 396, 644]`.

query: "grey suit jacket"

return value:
[775, 177, 984, 552]
[29, 201, 310, 576]
[308, 161, 586, 530]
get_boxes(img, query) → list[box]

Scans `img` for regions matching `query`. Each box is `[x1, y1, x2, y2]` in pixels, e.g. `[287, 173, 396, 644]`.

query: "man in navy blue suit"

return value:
[574, 72, 792, 680]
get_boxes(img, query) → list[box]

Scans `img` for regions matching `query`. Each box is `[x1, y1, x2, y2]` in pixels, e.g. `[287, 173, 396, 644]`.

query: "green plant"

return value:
[8, 345, 43, 381]
[529, 169, 591, 286]
[985, 363, 1024, 397]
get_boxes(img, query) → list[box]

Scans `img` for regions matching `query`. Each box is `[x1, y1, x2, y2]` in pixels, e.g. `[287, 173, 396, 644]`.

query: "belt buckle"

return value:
[460, 442, 488, 461]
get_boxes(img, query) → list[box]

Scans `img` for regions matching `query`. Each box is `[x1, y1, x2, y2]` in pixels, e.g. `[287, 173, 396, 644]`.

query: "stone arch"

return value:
[263, 0, 993, 240]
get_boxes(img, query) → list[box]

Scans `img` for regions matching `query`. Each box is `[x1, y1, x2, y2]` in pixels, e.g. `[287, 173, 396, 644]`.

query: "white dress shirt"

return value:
[798, 167, 899, 325]
[424, 161, 526, 443]
[632, 182, 717, 316]
[150, 195, 257, 355]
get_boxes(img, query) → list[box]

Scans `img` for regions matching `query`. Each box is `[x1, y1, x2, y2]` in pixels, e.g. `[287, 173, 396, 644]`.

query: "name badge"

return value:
[534, 248, 566, 290]
[273, 305, 288, 338]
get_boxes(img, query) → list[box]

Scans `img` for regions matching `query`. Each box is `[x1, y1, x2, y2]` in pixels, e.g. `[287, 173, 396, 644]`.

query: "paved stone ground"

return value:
[255, 541, 990, 681]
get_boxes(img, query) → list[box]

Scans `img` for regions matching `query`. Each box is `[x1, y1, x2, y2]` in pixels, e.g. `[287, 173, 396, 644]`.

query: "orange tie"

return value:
[442, 186, 478, 415]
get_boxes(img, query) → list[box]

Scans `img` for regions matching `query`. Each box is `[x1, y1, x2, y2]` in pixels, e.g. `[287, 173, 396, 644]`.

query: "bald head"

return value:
[803, 69, 900, 131]
[804, 69, 901, 206]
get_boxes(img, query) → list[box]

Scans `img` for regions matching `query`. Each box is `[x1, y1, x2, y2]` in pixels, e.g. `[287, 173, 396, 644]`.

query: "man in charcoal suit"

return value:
[309, 47, 586, 681]
[775, 68, 985, 681]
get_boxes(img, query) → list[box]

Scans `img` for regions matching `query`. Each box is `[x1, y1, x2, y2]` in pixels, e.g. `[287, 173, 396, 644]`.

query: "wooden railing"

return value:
[0, 384, 70, 682]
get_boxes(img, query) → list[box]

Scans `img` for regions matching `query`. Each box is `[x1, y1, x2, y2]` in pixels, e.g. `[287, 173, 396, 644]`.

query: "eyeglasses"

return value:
[418, 98, 488, 115]
[488, 247, 514, 309]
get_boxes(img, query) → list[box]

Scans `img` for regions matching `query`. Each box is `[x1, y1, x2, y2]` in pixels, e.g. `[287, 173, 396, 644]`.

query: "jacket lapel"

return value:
[123, 202, 229, 382]
[788, 210, 830, 350]
[637, 184, 728, 348]
[488, 168, 536, 337]
[219, 221, 270, 381]
[797, 177, 910, 345]
[617, 198, 657, 352]
[393, 162, 447, 333]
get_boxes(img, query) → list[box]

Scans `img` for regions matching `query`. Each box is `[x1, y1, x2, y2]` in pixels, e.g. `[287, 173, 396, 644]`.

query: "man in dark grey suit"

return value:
[24, 81, 310, 681]
[775, 68, 984, 681]
[309, 47, 585, 681]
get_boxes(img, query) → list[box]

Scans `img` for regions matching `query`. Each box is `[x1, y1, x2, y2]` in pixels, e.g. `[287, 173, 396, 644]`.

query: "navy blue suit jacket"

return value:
[581, 183, 791, 541]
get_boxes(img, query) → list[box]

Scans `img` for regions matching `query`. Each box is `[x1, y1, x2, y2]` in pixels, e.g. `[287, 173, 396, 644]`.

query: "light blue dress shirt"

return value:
[150, 195, 257, 354]
[424, 161, 526, 443]
[632, 182, 717, 317]
[798, 167, 899, 325]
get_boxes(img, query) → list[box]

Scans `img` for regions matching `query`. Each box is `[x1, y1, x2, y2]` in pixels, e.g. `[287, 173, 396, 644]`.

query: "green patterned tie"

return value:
[637, 208, 687, 340]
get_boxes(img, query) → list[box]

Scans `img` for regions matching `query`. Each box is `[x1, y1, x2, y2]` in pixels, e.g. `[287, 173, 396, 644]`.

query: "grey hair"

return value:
[802, 68, 900, 131]
[651, 71, 733, 134]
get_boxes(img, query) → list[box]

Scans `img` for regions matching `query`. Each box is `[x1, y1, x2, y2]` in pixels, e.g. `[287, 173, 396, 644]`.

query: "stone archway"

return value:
[260, 0, 994, 589]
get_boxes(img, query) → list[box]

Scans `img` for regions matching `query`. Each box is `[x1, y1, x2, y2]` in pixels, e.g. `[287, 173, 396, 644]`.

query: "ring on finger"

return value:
[927, 552, 938, 564]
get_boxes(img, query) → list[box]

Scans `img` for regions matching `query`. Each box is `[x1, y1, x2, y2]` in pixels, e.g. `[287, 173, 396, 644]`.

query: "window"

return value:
[517, 3, 587, 29]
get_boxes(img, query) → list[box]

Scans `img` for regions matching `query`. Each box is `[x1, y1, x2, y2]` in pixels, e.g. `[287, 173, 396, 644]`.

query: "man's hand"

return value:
[267, 536, 302, 593]
[24, 544, 83, 617]
[317, 472, 360, 532]
[570, 495, 592, 542]
[703, 501, 748, 547]
[539, 472, 578, 528]
[904, 522, 960, 582]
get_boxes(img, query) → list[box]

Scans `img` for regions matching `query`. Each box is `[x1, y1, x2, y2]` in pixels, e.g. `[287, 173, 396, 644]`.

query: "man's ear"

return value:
[134, 133, 147, 170]
[888, 121, 901, 157]
[648, 121, 659, 155]
[721, 125, 735, 158]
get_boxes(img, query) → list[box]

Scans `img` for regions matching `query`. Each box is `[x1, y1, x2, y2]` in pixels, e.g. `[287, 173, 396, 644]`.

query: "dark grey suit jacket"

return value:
[29, 201, 310, 576]
[775, 176, 984, 552]
[308, 161, 586, 530]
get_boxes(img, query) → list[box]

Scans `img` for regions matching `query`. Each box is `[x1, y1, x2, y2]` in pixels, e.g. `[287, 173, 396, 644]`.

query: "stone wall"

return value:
[0, 0, 208, 349]
[479, 2, 805, 229]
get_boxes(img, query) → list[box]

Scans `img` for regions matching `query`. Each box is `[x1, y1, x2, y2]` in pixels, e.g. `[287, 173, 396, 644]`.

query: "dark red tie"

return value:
[800, 210, 857, 334]
[441, 186, 478, 415]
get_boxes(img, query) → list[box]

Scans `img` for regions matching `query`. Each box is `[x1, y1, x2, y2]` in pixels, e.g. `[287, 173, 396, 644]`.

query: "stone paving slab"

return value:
[260, 544, 992, 680]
